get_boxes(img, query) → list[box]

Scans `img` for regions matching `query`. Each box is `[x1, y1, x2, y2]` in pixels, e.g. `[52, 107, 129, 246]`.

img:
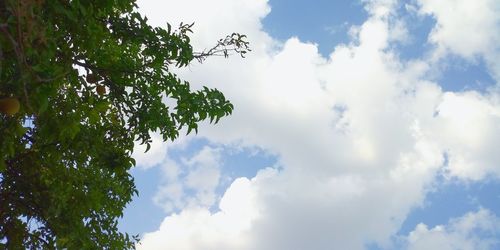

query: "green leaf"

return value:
[0, 1, 243, 248]
[0, 160, 6, 172]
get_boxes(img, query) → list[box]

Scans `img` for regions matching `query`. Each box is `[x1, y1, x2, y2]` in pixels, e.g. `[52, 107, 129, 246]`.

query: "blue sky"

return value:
[122, 0, 500, 249]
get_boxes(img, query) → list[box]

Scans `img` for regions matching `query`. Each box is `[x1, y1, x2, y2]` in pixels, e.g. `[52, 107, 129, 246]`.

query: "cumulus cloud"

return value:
[138, 175, 260, 250]
[132, 132, 193, 169]
[153, 146, 223, 212]
[429, 91, 500, 180]
[136, 0, 273, 53]
[404, 208, 500, 250]
[134, 0, 500, 249]
[416, 0, 500, 81]
[132, 133, 169, 169]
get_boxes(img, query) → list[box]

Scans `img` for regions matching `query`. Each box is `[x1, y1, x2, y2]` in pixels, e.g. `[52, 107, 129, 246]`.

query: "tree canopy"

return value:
[0, 0, 249, 248]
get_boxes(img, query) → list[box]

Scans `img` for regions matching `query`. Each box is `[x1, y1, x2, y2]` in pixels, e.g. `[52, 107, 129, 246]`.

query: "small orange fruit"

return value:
[86, 73, 100, 83]
[96, 85, 106, 95]
[0, 97, 20, 115]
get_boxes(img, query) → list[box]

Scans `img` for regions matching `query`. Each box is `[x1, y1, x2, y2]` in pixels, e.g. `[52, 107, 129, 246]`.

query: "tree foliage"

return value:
[0, 0, 249, 248]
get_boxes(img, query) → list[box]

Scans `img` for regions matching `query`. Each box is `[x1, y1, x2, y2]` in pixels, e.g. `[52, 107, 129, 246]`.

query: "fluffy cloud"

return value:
[134, 0, 500, 249]
[416, 0, 500, 80]
[429, 91, 500, 180]
[132, 133, 193, 169]
[153, 146, 223, 212]
[138, 175, 260, 250]
[136, 0, 272, 52]
[404, 209, 500, 250]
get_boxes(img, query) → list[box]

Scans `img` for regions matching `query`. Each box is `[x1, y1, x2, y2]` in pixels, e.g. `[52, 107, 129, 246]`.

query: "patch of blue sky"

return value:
[389, 3, 436, 61]
[262, 0, 367, 57]
[170, 138, 277, 212]
[365, 242, 385, 250]
[398, 178, 500, 235]
[218, 144, 277, 179]
[434, 56, 497, 93]
[119, 138, 277, 234]
[166, 137, 277, 180]
[362, 178, 500, 249]
[167, 137, 210, 162]
[263, 0, 496, 93]
[390, 2, 497, 92]
[119, 166, 166, 237]
[212, 144, 277, 211]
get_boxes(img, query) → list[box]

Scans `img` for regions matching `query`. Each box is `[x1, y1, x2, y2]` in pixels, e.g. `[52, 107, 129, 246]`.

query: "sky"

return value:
[119, 0, 500, 249]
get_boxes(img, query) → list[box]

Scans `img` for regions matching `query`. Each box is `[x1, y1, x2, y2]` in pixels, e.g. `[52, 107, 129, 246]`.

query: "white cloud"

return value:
[430, 91, 500, 180]
[132, 132, 193, 169]
[136, 0, 273, 53]
[138, 176, 259, 250]
[405, 208, 500, 250]
[134, 0, 500, 249]
[132, 133, 169, 169]
[153, 146, 223, 212]
[416, 0, 500, 81]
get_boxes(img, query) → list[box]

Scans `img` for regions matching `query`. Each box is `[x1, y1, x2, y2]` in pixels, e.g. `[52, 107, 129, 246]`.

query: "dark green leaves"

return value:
[0, 0, 247, 248]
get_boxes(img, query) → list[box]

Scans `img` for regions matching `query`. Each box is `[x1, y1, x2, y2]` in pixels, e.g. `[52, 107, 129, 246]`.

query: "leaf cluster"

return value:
[0, 0, 249, 248]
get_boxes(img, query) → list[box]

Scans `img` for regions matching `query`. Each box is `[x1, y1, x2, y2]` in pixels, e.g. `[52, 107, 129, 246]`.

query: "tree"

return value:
[0, 0, 249, 248]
